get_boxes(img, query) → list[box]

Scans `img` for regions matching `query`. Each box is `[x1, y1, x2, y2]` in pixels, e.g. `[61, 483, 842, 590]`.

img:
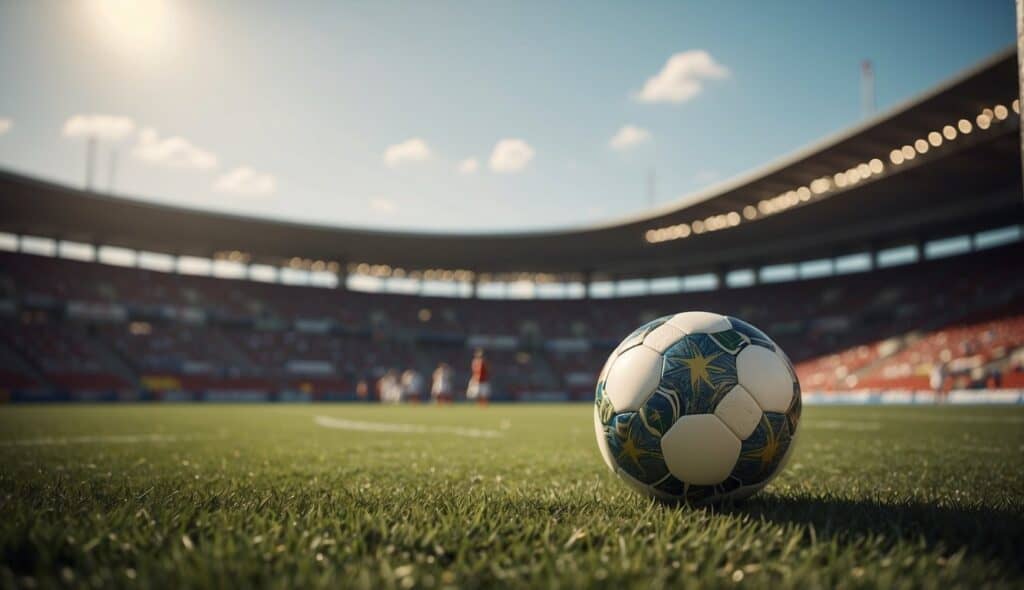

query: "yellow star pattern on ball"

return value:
[672, 342, 725, 392]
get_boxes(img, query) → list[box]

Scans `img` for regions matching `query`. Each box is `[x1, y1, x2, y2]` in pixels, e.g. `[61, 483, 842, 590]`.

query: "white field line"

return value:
[0, 433, 203, 447]
[313, 415, 502, 439]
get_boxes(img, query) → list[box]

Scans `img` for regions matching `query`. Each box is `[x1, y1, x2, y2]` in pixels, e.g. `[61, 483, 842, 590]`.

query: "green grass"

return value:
[1, 404, 1022, 589]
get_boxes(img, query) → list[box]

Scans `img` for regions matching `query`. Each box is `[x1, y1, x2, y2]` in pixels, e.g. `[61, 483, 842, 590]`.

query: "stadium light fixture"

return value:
[642, 97, 1020, 246]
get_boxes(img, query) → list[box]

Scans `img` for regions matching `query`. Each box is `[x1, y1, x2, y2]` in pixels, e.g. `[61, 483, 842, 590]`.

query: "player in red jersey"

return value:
[466, 348, 491, 406]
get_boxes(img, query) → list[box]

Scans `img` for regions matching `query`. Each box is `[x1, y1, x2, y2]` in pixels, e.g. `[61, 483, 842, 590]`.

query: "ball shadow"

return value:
[718, 493, 1024, 574]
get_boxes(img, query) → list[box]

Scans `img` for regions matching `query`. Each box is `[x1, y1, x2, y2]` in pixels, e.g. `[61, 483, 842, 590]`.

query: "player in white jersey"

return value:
[431, 362, 454, 404]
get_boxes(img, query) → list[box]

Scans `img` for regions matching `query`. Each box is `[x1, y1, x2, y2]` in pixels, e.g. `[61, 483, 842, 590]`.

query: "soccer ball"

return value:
[594, 311, 801, 505]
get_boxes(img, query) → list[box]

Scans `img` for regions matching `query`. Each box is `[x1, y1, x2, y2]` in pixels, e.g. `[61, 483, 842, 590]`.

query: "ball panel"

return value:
[642, 323, 686, 354]
[605, 412, 670, 484]
[614, 463, 660, 498]
[713, 384, 762, 439]
[593, 406, 616, 472]
[651, 473, 686, 497]
[639, 386, 685, 436]
[785, 384, 802, 433]
[612, 315, 672, 357]
[736, 345, 794, 413]
[728, 411, 794, 487]
[726, 316, 776, 351]
[666, 311, 731, 334]
[661, 413, 741, 485]
[685, 476, 745, 505]
[662, 333, 738, 414]
[707, 329, 748, 355]
[605, 345, 664, 412]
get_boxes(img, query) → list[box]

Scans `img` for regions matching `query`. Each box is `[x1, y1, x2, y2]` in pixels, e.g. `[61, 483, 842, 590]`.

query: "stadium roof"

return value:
[1, 47, 1021, 279]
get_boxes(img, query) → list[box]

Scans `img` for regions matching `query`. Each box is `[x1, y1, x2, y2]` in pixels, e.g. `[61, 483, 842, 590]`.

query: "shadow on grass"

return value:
[722, 493, 1024, 574]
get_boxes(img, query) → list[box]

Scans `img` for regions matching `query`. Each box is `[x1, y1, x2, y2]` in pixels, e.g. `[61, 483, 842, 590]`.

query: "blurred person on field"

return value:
[466, 348, 491, 407]
[930, 362, 947, 402]
[431, 362, 454, 404]
[401, 368, 424, 403]
[378, 370, 401, 404]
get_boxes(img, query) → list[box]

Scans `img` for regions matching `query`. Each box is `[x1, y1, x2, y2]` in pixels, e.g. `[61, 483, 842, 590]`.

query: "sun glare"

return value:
[86, 0, 175, 59]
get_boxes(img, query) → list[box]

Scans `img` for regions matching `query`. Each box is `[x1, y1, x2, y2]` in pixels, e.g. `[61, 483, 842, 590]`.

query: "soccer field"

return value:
[1, 404, 1022, 589]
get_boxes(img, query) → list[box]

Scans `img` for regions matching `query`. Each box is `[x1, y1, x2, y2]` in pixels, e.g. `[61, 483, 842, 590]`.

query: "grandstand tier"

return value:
[1, 241, 1021, 401]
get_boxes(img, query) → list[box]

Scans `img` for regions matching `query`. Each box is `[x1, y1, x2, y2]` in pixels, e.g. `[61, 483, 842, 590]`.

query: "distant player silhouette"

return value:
[466, 348, 491, 407]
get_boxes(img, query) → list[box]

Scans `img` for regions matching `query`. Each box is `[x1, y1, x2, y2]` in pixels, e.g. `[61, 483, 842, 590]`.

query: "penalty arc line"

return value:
[313, 415, 503, 439]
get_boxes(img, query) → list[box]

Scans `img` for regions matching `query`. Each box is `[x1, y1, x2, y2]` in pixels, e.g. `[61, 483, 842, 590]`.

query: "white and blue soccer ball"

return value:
[594, 311, 801, 505]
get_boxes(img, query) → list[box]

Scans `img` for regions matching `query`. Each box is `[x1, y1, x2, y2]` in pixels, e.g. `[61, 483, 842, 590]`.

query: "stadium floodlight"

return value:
[928, 131, 943, 147]
[958, 118, 973, 134]
[942, 125, 958, 140]
[914, 139, 929, 154]
[993, 105, 1008, 120]
[890, 149, 905, 165]
[976, 114, 992, 130]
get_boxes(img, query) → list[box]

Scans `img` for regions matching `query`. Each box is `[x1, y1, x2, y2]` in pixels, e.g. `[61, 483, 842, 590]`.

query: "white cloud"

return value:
[0, 118, 11, 135]
[134, 127, 218, 170]
[369, 198, 397, 213]
[633, 50, 729, 104]
[62, 114, 136, 140]
[457, 158, 479, 175]
[383, 138, 432, 167]
[489, 139, 535, 173]
[608, 125, 652, 150]
[213, 166, 276, 196]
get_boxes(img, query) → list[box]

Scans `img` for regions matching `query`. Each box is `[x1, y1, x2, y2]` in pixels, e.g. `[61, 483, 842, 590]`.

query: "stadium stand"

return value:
[0, 239, 1021, 401]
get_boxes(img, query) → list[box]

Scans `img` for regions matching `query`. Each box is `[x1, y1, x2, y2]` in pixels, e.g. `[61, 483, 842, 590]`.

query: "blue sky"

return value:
[0, 0, 1014, 231]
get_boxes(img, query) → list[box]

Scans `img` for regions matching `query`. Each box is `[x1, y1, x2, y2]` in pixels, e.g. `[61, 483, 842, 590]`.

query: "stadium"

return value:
[1, 49, 1021, 404]
[1, 4, 1023, 589]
